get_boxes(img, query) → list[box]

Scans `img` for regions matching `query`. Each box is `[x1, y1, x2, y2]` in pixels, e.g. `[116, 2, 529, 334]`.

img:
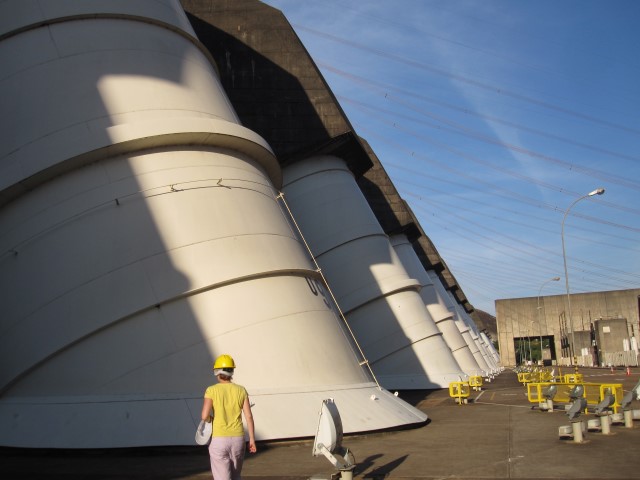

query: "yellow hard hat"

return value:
[213, 354, 236, 370]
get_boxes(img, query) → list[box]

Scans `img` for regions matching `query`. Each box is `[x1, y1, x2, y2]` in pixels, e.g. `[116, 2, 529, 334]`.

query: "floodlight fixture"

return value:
[311, 399, 356, 479]
[567, 397, 588, 421]
[621, 380, 640, 410]
[594, 390, 615, 415]
[542, 385, 557, 400]
[569, 384, 584, 400]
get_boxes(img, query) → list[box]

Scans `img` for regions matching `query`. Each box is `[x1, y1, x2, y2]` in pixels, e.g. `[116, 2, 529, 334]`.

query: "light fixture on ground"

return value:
[561, 188, 605, 370]
[537, 277, 560, 365]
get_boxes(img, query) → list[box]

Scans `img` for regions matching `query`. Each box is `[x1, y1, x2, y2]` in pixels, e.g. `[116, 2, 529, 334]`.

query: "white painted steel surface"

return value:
[390, 235, 480, 376]
[427, 271, 491, 375]
[0, 0, 427, 448]
[480, 330, 500, 364]
[451, 299, 498, 373]
[282, 156, 466, 389]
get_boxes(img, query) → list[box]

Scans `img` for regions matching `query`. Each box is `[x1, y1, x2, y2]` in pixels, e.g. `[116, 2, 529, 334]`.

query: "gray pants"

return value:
[208, 436, 246, 480]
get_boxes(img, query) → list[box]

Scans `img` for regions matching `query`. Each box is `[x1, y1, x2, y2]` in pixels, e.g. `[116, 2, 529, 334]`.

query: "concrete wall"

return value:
[496, 289, 640, 367]
[595, 318, 632, 355]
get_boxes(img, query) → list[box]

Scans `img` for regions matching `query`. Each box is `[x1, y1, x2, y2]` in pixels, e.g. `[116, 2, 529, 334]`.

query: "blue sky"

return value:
[261, 0, 640, 316]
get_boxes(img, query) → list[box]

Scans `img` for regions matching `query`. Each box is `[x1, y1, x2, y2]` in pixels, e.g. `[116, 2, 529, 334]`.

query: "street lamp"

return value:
[537, 276, 560, 365]
[528, 321, 533, 363]
[528, 320, 535, 364]
[561, 188, 605, 370]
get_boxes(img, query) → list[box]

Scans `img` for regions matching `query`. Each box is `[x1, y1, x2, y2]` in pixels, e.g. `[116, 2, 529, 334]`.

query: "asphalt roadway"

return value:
[2, 367, 639, 479]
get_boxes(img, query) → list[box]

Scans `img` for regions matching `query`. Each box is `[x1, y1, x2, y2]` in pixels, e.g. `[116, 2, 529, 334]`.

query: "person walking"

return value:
[201, 354, 256, 480]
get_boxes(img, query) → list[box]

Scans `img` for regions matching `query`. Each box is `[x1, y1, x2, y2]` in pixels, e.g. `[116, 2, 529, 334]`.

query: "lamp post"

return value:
[529, 320, 537, 365]
[561, 188, 605, 370]
[537, 277, 560, 365]
[528, 321, 533, 364]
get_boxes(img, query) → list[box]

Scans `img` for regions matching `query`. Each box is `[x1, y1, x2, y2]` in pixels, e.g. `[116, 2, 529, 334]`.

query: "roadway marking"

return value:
[474, 401, 532, 408]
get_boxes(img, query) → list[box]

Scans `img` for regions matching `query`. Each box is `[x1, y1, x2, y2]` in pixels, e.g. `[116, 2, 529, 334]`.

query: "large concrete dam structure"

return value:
[0, 0, 498, 448]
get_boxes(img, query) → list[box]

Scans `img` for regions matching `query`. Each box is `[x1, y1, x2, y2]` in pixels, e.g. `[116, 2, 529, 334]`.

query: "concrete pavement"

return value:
[2, 367, 639, 479]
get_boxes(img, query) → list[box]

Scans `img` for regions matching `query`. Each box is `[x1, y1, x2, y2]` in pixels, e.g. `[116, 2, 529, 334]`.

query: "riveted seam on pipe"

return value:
[0, 13, 221, 77]
[276, 191, 381, 389]
[1, 175, 276, 261]
[0, 267, 324, 395]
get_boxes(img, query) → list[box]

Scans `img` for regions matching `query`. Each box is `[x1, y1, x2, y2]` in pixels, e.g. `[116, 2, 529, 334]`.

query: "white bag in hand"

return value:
[195, 420, 212, 445]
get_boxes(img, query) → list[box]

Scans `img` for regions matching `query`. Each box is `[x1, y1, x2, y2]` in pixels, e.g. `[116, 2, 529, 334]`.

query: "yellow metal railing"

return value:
[468, 375, 483, 391]
[517, 368, 557, 385]
[538, 369, 555, 382]
[449, 381, 470, 404]
[526, 382, 624, 413]
[563, 373, 584, 384]
[599, 384, 625, 413]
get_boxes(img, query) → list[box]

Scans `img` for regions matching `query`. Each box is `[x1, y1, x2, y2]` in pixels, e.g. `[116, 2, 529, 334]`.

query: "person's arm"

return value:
[201, 397, 213, 422]
[242, 397, 257, 453]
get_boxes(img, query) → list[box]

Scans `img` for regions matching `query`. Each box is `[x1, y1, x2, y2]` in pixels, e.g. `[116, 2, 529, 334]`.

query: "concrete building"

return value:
[496, 288, 640, 367]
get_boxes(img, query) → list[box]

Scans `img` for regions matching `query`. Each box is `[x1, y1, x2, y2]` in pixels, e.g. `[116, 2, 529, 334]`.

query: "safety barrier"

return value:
[468, 376, 483, 391]
[517, 368, 556, 385]
[563, 373, 583, 384]
[527, 382, 624, 413]
[449, 381, 470, 404]
[598, 384, 625, 413]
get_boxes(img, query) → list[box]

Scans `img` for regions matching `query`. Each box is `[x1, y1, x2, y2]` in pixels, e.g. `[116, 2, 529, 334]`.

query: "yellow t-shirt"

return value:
[204, 383, 248, 437]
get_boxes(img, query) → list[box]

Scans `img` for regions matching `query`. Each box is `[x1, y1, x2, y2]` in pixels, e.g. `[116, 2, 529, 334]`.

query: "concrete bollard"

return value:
[601, 415, 611, 435]
[624, 410, 634, 428]
[572, 422, 583, 443]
